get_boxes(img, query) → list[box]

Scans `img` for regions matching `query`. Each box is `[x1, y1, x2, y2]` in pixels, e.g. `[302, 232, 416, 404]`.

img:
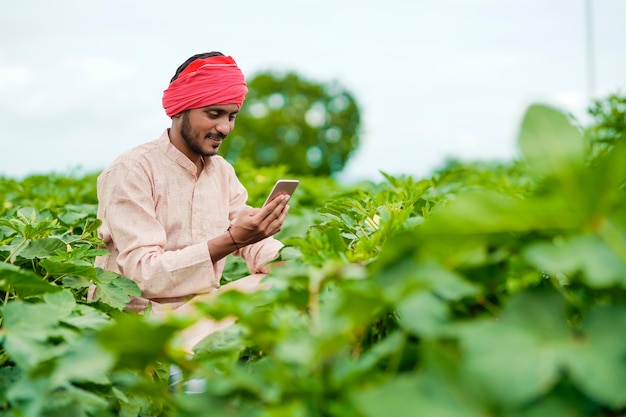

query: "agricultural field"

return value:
[1, 103, 626, 416]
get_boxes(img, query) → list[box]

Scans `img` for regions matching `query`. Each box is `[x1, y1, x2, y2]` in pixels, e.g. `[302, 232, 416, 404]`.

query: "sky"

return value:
[1, 0, 625, 183]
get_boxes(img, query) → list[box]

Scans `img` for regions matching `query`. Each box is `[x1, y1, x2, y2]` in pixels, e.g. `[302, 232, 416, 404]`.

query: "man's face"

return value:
[178, 104, 239, 158]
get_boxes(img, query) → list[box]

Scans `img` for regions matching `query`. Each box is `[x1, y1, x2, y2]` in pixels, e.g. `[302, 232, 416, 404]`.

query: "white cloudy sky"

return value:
[1, 0, 625, 182]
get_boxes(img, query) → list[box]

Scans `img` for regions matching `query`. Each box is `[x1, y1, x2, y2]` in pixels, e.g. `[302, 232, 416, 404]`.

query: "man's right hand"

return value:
[207, 194, 289, 261]
[229, 194, 290, 246]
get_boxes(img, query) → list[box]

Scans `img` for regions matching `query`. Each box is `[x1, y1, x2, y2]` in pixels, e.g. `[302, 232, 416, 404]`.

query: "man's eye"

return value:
[229, 114, 237, 121]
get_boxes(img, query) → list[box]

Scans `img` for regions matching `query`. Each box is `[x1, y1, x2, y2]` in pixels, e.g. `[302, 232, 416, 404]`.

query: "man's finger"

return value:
[261, 194, 288, 217]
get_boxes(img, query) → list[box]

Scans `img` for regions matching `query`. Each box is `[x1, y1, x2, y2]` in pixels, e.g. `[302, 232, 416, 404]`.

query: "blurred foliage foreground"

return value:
[1, 97, 626, 416]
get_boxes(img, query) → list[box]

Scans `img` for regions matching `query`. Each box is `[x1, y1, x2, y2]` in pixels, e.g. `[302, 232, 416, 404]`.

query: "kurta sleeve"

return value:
[239, 238, 285, 274]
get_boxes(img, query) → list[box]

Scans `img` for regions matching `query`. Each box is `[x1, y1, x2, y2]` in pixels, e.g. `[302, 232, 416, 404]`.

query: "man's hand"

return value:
[206, 194, 289, 262]
[229, 194, 290, 246]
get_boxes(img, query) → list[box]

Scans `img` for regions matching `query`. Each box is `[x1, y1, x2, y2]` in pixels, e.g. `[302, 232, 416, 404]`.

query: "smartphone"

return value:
[263, 180, 299, 207]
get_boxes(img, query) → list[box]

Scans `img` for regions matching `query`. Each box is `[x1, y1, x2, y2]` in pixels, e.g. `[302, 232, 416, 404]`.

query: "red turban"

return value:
[162, 55, 248, 117]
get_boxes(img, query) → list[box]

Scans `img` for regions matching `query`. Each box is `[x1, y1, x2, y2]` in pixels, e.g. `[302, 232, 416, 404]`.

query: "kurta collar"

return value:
[159, 129, 213, 176]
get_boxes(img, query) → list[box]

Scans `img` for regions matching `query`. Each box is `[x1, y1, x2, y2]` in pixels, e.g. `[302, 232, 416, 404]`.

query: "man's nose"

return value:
[216, 117, 232, 136]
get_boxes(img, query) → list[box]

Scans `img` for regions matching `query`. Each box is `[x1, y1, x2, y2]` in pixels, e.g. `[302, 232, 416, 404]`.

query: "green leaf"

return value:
[112, 275, 141, 296]
[39, 258, 98, 280]
[331, 331, 405, 387]
[5, 378, 50, 416]
[0, 261, 61, 298]
[0, 238, 27, 261]
[415, 263, 479, 300]
[418, 191, 581, 237]
[273, 332, 317, 366]
[2, 299, 70, 368]
[523, 234, 626, 287]
[92, 282, 132, 310]
[456, 288, 570, 407]
[565, 306, 626, 408]
[0, 366, 21, 405]
[508, 395, 585, 417]
[43, 289, 76, 318]
[318, 279, 386, 342]
[51, 336, 114, 386]
[193, 285, 270, 321]
[352, 374, 484, 417]
[62, 274, 92, 289]
[397, 291, 449, 337]
[263, 400, 310, 417]
[91, 269, 141, 310]
[57, 204, 97, 226]
[36, 383, 110, 415]
[517, 104, 584, 176]
[17, 237, 67, 259]
[61, 303, 111, 331]
[193, 323, 247, 360]
[97, 313, 180, 369]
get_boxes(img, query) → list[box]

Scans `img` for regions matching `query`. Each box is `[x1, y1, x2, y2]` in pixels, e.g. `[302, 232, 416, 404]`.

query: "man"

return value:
[92, 51, 289, 350]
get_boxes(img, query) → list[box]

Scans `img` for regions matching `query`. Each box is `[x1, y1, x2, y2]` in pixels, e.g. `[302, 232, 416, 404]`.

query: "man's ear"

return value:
[170, 110, 187, 126]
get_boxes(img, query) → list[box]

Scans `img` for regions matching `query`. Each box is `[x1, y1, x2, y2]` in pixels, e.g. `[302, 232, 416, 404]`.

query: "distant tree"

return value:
[222, 71, 361, 176]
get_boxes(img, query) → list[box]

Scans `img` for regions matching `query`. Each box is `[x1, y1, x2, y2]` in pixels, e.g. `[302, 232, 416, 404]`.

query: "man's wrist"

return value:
[227, 225, 241, 251]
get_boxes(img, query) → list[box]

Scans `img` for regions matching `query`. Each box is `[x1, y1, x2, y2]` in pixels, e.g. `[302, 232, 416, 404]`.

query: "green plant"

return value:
[2, 99, 626, 416]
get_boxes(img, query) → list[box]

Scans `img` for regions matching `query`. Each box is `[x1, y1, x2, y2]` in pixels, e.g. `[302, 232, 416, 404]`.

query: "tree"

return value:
[222, 71, 361, 176]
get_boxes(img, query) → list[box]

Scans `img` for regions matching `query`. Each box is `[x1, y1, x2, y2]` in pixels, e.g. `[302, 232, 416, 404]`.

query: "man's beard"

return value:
[180, 111, 226, 157]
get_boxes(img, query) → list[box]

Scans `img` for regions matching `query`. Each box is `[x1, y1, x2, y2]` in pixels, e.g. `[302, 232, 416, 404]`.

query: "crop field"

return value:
[1, 104, 626, 416]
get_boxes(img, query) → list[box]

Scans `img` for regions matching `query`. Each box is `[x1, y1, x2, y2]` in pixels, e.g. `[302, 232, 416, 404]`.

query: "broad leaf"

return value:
[517, 104, 584, 176]
[43, 289, 76, 318]
[97, 313, 180, 369]
[414, 263, 479, 300]
[331, 331, 405, 387]
[0, 261, 60, 298]
[51, 336, 114, 386]
[352, 373, 485, 417]
[456, 289, 570, 407]
[61, 303, 111, 331]
[17, 237, 66, 259]
[523, 234, 626, 287]
[91, 269, 141, 310]
[2, 296, 74, 368]
[92, 282, 133, 310]
[397, 291, 449, 337]
[565, 306, 626, 408]
[39, 258, 98, 280]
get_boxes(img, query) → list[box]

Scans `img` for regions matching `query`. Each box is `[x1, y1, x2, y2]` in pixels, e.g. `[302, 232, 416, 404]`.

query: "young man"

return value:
[92, 52, 289, 350]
